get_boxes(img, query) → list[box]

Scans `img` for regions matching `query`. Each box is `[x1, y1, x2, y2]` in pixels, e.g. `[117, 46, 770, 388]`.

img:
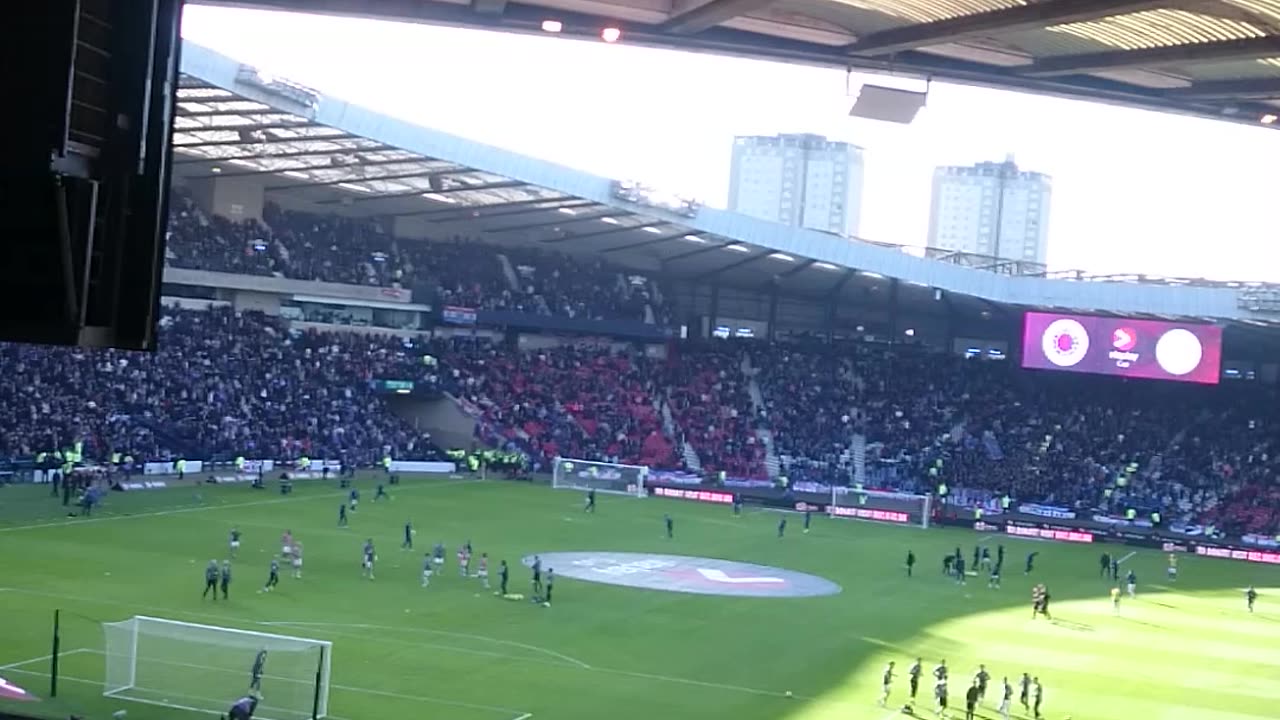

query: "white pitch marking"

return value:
[1116, 551, 1138, 565]
[695, 568, 784, 584]
[260, 621, 592, 669]
[0, 648, 89, 671]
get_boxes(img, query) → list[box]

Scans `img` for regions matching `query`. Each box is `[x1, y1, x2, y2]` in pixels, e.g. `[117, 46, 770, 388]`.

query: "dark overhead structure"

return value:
[213, 0, 1280, 127]
[1, 0, 184, 349]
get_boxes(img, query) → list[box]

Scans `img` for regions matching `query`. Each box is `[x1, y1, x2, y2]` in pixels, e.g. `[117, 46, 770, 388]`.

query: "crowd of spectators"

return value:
[164, 191, 667, 322]
[664, 346, 765, 479]
[0, 306, 441, 466]
[438, 340, 675, 472]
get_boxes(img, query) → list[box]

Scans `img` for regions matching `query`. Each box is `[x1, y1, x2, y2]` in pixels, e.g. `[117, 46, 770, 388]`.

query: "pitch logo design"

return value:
[1112, 327, 1137, 351]
[525, 552, 840, 597]
[1041, 318, 1090, 368]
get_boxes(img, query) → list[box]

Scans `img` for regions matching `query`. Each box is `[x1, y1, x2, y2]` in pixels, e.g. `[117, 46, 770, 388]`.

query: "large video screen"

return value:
[1022, 312, 1222, 384]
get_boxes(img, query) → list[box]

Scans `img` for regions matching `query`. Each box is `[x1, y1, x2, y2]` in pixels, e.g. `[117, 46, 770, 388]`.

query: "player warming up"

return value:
[262, 558, 280, 593]
[778, 516, 788, 538]
[584, 488, 596, 513]
[964, 680, 979, 720]
[229, 528, 241, 558]
[1167, 553, 1178, 582]
[362, 539, 377, 580]
[1126, 569, 1137, 598]
[1246, 585, 1258, 612]
[906, 550, 916, 577]
[227, 693, 259, 720]
[220, 560, 232, 600]
[402, 520, 414, 550]
[248, 649, 268, 692]
[281, 531, 294, 561]
[291, 541, 303, 579]
[203, 560, 220, 600]
[997, 677, 1012, 720]
[499, 559, 510, 596]
[338, 502, 348, 527]
[664, 514, 674, 539]
[907, 658, 922, 705]
[477, 552, 490, 589]
[878, 661, 895, 706]
[421, 552, 433, 588]
[543, 568, 555, 607]
[531, 555, 543, 595]
[458, 544, 471, 577]
[1111, 586, 1122, 614]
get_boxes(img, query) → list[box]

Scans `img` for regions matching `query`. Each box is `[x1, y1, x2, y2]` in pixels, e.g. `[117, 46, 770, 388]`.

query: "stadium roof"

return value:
[217, 0, 1280, 129]
[173, 42, 1280, 332]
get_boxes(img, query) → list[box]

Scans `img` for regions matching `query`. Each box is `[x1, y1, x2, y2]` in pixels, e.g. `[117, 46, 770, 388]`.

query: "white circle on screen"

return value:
[1040, 318, 1090, 368]
[1155, 329, 1203, 376]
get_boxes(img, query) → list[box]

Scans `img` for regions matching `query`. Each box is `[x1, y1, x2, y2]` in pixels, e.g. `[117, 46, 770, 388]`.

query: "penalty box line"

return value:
[0, 647, 91, 671]
[40, 649, 530, 720]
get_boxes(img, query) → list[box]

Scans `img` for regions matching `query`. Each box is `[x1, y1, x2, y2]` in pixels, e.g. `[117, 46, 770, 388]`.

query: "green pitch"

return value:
[1, 477, 1277, 720]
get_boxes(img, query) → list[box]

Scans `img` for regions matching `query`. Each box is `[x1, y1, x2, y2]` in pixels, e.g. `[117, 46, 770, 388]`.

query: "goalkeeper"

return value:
[225, 693, 259, 720]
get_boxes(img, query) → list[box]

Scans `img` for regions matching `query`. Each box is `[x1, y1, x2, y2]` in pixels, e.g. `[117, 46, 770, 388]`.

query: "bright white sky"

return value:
[182, 4, 1280, 281]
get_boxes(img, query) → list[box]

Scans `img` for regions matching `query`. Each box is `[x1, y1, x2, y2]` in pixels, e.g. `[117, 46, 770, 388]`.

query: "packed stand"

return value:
[747, 340, 1280, 535]
[164, 191, 671, 323]
[664, 346, 766, 480]
[0, 306, 441, 465]
[439, 340, 676, 473]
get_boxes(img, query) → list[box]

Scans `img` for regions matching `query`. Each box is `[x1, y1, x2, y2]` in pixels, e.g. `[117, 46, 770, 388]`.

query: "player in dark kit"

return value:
[964, 682, 980, 720]
[1019, 673, 1031, 712]
[732, 493, 742, 516]
[908, 658, 922, 701]
[220, 561, 232, 600]
[1033, 677, 1043, 718]
[402, 520, 413, 550]
[375, 484, 388, 501]
[664, 514, 674, 539]
[499, 559, 509, 595]
[778, 516, 787, 538]
[227, 694, 259, 720]
[954, 556, 966, 585]
[803, 508, 812, 533]
[1111, 555, 1120, 581]
[1247, 586, 1257, 612]
[906, 550, 916, 577]
[1099, 552, 1110, 577]
[543, 568, 555, 607]
[203, 560, 219, 600]
[585, 489, 596, 513]
[975, 664, 989, 702]
[338, 503, 347, 527]
[531, 556, 543, 595]
[972, 546, 980, 570]
[997, 544, 1005, 566]
[980, 546, 991, 569]
[935, 680, 949, 719]
[263, 559, 280, 592]
[943, 553, 954, 576]
[1025, 551, 1038, 574]
[249, 649, 267, 691]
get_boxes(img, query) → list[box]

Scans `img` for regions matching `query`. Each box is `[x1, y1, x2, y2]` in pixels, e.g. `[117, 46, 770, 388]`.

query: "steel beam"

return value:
[1021, 36, 1280, 77]
[660, 0, 777, 35]
[845, 0, 1164, 56]
[1164, 76, 1280, 100]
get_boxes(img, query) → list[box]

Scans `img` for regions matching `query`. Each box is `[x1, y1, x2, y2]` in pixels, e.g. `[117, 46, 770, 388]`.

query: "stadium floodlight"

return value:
[103, 616, 331, 720]
[541, 20, 564, 33]
[827, 487, 931, 529]
[601, 27, 622, 43]
[553, 457, 648, 498]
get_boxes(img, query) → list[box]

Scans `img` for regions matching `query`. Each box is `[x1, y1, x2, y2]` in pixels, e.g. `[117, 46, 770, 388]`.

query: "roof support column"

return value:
[708, 283, 720, 340]
[767, 285, 779, 343]
[887, 278, 900, 346]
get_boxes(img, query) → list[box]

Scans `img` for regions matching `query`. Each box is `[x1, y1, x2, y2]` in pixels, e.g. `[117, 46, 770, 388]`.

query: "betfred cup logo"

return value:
[1041, 318, 1090, 368]
[1112, 327, 1137, 351]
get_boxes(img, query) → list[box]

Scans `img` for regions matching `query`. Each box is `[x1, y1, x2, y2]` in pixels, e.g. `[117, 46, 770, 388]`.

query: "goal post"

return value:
[102, 616, 331, 720]
[828, 486, 931, 528]
[552, 456, 648, 498]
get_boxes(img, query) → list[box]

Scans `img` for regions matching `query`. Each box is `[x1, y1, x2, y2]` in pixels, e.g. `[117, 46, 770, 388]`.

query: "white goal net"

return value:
[552, 456, 648, 498]
[827, 486, 931, 528]
[103, 616, 332, 720]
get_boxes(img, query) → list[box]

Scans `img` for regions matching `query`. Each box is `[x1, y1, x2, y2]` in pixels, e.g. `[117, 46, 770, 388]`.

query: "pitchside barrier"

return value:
[935, 514, 1280, 566]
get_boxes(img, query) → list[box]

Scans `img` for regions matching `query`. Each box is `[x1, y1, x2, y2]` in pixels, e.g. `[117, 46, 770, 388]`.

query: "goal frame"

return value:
[103, 615, 332, 720]
[828, 486, 931, 528]
[552, 456, 648, 498]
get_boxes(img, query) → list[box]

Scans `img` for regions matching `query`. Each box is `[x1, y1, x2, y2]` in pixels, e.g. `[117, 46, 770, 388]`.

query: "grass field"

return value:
[1, 475, 1277, 720]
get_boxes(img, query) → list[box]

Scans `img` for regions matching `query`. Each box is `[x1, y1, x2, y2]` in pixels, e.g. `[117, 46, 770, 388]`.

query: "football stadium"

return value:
[4, 3, 1280, 720]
